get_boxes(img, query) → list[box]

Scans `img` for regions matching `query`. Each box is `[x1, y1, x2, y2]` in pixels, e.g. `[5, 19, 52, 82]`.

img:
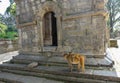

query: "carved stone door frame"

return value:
[36, 1, 62, 52]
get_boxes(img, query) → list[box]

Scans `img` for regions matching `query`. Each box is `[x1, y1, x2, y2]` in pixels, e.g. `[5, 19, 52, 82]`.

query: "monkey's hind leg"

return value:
[81, 57, 85, 73]
[68, 63, 73, 72]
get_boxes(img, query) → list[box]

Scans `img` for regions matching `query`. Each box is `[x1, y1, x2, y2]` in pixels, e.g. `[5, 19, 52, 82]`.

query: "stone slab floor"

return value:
[0, 40, 120, 82]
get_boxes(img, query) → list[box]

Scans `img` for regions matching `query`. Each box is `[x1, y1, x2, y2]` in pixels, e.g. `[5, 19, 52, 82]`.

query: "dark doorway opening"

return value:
[43, 12, 58, 46]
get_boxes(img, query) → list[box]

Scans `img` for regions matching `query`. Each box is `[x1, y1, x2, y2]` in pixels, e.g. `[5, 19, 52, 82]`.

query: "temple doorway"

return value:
[43, 12, 58, 46]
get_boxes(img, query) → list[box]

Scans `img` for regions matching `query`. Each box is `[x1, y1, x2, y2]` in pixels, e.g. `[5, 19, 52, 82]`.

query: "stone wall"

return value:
[15, 0, 109, 58]
[62, 15, 106, 55]
[18, 24, 40, 52]
[62, 0, 93, 15]
[0, 40, 18, 54]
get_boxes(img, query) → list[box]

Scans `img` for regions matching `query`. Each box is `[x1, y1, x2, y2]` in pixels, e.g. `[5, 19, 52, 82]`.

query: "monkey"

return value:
[64, 52, 85, 72]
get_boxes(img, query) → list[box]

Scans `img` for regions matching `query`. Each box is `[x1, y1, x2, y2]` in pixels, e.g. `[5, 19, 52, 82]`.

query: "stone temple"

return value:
[15, 0, 109, 58]
[0, 0, 118, 82]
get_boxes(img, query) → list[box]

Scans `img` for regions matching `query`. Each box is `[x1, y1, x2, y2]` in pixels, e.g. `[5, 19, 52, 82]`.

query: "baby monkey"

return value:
[64, 52, 85, 72]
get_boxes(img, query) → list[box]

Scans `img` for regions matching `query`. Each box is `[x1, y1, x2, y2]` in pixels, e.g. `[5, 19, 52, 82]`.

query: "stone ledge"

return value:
[18, 21, 36, 28]
[63, 10, 107, 21]
[19, 51, 106, 58]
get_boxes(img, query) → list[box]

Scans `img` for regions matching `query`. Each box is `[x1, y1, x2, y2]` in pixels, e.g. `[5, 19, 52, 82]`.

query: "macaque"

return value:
[64, 52, 85, 72]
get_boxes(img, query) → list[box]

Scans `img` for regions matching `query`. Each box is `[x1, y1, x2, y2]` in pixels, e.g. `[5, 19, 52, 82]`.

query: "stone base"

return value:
[0, 52, 117, 83]
[19, 50, 106, 58]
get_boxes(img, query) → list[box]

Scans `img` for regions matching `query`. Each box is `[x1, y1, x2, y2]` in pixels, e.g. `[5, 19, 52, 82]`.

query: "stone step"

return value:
[0, 63, 119, 82]
[43, 46, 57, 51]
[0, 72, 63, 83]
[1, 69, 108, 83]
[0, 77, 23, 83]
[11, 54, 114, 68]
[19, 51, 64, 56]
[10, 59, 114, 71]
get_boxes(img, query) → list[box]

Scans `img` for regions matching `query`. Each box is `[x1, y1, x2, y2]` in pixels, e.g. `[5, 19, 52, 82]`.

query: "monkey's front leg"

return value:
[68, 63, 73, 72]
[78, 63, 81, 72]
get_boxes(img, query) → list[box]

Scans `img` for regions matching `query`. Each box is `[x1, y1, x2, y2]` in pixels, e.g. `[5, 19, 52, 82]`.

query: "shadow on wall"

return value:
[0, 39, 18, 54]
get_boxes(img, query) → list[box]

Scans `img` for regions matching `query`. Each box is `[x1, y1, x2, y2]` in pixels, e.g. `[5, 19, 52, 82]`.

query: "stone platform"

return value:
[0, 48, 120, 83]
[0, 63, 120, 83]
[0, 52, 118, 83]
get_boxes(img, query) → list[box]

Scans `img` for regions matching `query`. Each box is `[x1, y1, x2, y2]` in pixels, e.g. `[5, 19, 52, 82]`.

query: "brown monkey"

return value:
[64, 52, 85, 72]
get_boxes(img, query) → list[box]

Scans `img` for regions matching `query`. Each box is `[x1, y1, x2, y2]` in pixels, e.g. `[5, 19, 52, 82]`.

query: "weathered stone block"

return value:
[110, 39, 118, 48]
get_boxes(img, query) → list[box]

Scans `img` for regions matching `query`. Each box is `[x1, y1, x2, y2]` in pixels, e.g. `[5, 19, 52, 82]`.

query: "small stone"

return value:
[27, 62, 38, 68]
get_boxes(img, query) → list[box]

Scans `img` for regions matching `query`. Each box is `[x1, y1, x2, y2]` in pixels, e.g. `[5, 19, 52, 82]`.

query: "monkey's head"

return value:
[63, 53, 69, 60]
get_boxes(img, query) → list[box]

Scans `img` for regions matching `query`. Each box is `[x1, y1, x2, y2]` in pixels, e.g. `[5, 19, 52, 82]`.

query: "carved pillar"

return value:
[56, 15, 62, 47]
[36, 16, 44, 52]
[40, 20, 44, 52]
